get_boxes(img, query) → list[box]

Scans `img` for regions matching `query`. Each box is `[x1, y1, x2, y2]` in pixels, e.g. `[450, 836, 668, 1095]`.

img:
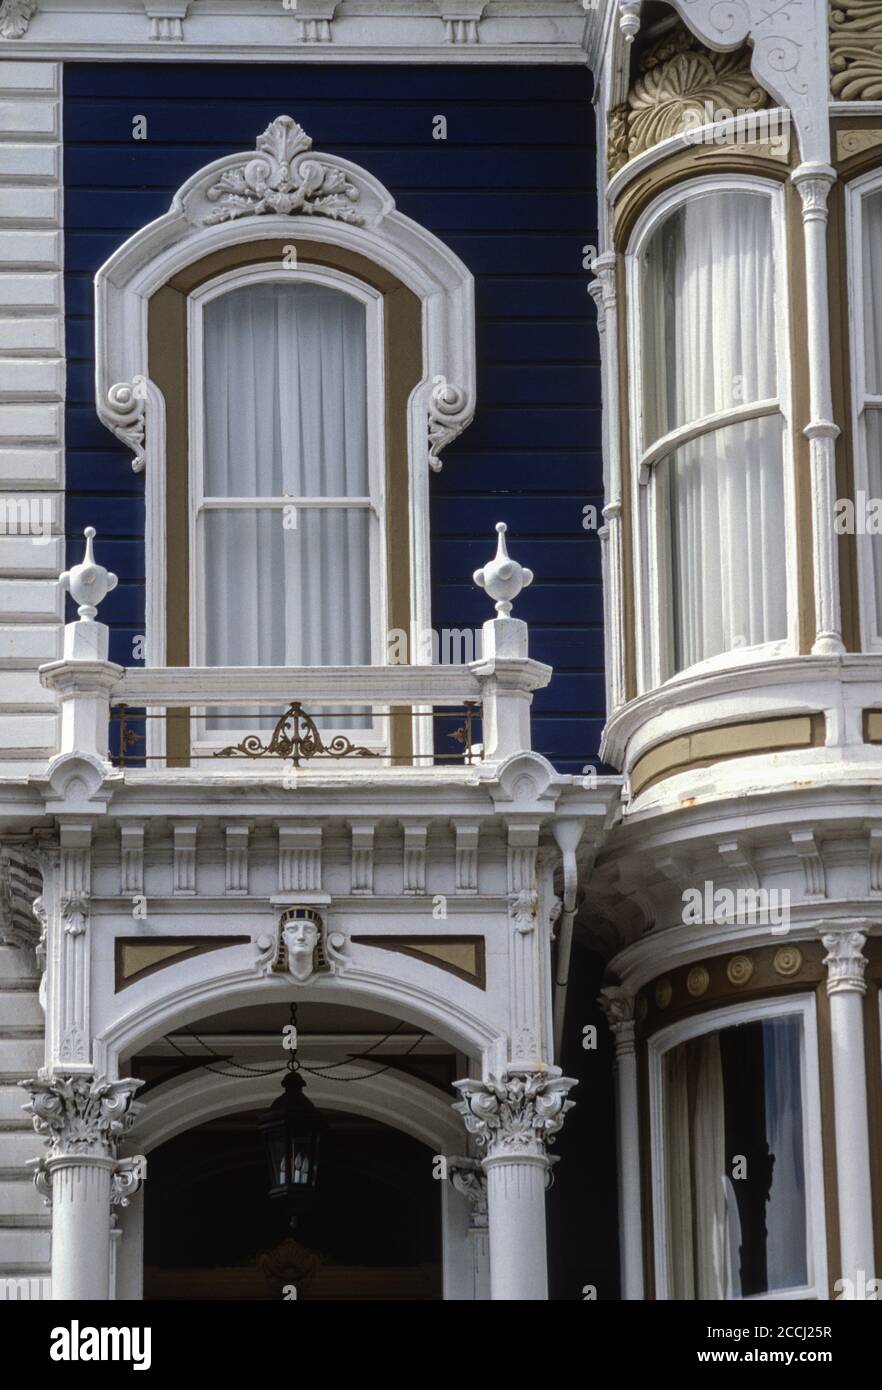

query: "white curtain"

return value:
[692, 1033, 731, 1300]
[201, 280, 372, 670]
[642, 193, 786, 672]
[862, 192, 882, 625]
[762, 1017, 807, 1291]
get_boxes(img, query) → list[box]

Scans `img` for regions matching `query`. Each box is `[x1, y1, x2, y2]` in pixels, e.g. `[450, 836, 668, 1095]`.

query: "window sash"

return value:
[188, 265, 387, 675]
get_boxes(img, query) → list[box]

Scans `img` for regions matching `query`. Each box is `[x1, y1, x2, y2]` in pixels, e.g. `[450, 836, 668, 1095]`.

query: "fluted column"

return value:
[821, 928, 875, 1295]
[791, 164, 845, 656]
[599, 985, 644, 1300]
[21, 1074, 144, 1300]
[453, 1071, 576, 1300]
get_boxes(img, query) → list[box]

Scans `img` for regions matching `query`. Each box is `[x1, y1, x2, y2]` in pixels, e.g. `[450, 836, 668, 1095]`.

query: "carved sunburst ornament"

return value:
[609, 25, 771, 175]
[205, 115, 364, 226]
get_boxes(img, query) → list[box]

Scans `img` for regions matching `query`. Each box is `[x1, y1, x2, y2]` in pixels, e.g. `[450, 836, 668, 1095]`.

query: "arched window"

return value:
[628, 180, 794, 686]
[95, 115, 476, 685]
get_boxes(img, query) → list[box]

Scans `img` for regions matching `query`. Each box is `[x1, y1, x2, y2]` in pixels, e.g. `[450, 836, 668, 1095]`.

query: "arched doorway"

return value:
[126, 998, 472, 1300]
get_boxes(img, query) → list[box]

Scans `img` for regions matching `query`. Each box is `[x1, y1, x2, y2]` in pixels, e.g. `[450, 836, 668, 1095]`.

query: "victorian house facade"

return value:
[0, 0, 880, 1303]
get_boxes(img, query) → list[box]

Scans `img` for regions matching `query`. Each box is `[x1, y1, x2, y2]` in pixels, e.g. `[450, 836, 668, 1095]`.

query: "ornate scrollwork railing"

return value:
[213, 703, 380, 768]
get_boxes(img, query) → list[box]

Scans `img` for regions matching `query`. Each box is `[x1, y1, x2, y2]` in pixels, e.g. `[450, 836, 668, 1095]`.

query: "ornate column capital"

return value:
[792, 162, 837, 222]
[822, 928, 869, 996]
[598, 984, 637, 1056]
[447, 1155, 488, 1229]
[20, 1073, 143, 1161]
[452, 1071, 576, 1163]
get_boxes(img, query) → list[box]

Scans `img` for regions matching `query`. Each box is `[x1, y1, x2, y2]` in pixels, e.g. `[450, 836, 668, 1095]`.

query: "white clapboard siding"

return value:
[0, 59, 64, 778]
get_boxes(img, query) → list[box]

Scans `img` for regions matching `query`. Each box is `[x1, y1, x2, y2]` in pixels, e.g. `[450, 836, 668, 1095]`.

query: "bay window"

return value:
[649, 998, 827, 1301]
[629, 181, 794, 685]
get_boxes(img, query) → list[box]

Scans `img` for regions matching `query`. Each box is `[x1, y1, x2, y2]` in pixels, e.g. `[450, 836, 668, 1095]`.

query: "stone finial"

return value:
[473, 523, 533, 617]
[60, 528, 118, 622]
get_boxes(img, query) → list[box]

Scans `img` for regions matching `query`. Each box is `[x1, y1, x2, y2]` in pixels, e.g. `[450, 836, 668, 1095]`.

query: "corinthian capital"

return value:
[821, 929, 868, 996]
[452, 1071, 576, 1161]
[20, 1073, 143, 1160]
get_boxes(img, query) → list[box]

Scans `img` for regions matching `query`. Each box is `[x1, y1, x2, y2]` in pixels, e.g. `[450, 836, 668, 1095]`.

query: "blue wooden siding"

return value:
[63, 62, 602, 772]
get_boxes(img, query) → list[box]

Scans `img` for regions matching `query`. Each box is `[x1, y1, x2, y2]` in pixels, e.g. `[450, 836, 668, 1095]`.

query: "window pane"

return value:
[663, 1016, 807, 1299]
[203, 281, 369, 498]
[641, 192, 777, 443]
[203, 508, 372, 667]
[866, 409, 882, 632]
[862, 191, 882, 395]
[658, 414, 786, 674]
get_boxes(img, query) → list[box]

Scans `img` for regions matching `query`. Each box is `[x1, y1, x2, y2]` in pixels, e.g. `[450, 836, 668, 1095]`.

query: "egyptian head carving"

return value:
[274, 907, 326, 983]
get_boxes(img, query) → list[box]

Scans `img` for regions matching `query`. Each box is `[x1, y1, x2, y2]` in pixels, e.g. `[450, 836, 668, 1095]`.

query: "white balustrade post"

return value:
[821, 928, 876, 1296]
[39, 528, 123, 761]
[470, 524, 551, 760]
[454, 1072, 576, 1300]
[21, 1075, 144, 1301]
[599, 985, 644, 1300]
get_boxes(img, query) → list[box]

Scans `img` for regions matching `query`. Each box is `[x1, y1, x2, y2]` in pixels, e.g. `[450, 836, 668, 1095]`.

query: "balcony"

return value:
[39, 524, 553, 784]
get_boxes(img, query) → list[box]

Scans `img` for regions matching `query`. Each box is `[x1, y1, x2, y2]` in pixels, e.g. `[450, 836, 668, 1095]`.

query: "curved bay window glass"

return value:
[637, 189, 788, 679]
[661, 1013, 807, 1300]
[858, 188, 882, 642]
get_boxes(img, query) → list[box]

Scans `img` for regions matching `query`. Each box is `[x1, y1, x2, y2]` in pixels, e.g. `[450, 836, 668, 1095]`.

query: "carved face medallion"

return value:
[283, 918, 319, 982]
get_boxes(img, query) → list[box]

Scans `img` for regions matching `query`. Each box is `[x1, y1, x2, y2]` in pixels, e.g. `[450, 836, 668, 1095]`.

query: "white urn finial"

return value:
[473, 522, 533, 617]
[60, 527, 118, 622]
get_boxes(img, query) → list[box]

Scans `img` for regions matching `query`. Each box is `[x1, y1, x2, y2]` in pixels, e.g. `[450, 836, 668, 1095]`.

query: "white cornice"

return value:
[0, 0, 598, 62]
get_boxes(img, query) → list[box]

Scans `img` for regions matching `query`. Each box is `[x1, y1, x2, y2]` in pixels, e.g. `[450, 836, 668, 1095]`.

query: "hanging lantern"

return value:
[259, 1003, 326, 1210]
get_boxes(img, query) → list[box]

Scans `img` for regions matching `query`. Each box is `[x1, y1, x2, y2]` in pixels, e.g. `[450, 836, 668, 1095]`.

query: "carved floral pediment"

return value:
[203, 116, 364, 227]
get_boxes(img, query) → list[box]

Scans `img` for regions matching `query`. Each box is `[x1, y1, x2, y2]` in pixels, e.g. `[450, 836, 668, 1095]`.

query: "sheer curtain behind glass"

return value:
[641, 192, 786, 674]
[201, 280, 372, 670]
[663, 1016, 807, 1299]
[861, 190, 882, 634]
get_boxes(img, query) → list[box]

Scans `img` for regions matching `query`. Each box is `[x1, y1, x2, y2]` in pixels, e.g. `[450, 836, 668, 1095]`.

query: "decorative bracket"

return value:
[666, 0, 830, 165]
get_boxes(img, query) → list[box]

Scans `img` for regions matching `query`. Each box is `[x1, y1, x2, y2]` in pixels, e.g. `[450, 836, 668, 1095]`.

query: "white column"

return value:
[588, 252, 626, 713]
[115, 1185, 145, 1301]
[599, 986, 644, 1300]
[22, 1074, 144, 1301]
[447, 1157, 490, 1300]
[791, 164, 845, 657]
[454, 1071, 576, 1301]
[821, 928, 875, 1295]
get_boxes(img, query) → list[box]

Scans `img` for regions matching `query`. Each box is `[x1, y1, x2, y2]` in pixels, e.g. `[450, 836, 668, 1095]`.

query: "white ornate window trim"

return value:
[845, 167, 882, 654]
[94, 115, 476, 668]
[647, 993, 828, 1303]
[625, 173, 797, 692]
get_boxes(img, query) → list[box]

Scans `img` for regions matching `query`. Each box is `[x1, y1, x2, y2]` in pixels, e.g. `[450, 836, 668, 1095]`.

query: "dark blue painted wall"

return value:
[63, 62, 602, 772]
